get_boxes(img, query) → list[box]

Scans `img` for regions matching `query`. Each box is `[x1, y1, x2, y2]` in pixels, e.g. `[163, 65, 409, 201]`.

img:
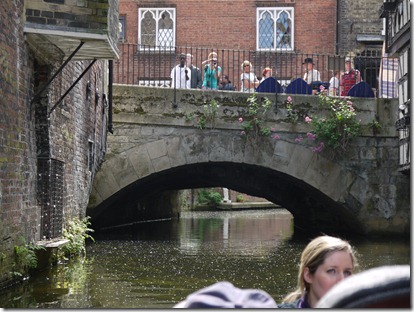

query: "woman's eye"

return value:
[327, 269, 336, 274]
[344, 270, 353, 277]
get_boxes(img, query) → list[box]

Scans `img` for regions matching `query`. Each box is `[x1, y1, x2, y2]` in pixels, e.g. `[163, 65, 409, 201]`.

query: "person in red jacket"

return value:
[340, 57, 362, 96]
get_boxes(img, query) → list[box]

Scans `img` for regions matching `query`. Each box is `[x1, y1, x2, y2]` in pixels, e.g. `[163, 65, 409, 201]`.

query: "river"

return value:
[0, 209, 410, 308]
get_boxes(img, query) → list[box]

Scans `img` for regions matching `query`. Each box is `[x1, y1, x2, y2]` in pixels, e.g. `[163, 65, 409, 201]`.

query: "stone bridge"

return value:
[87, 85, 410, 236]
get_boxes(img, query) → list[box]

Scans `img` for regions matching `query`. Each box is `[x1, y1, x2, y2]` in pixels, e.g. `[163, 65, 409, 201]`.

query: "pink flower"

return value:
[240, 131, 246, 136]
[349, 106, 355, 112]
[272, 134, 280, 140]
[305, 116, 312, 124]
[347, 101, 353, 106]
[306, 132, 316, 140]
[287, 96, 292, 103]
[311, 142, 325, 153]
[239, 117, 243, 123]
[270, 127, 276, 132]
[320, 85, 325, 91]
[295, 136, 303, 143]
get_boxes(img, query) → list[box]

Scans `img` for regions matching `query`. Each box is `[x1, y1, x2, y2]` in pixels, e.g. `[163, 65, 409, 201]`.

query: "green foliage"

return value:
[285, 96, 299, 123]
[197, 115, 207, 129]
[367, 119, 382, 135]
[197, 100, 219, 129]
[62, 217, 95, 258]
[307, 94, 361, 157]
[239, 93, 272, 140]
[236, 194, 245, 202]
[197, 189, 223, 206]
[184, 113, 194, 122]
[13, 238, 45, 278]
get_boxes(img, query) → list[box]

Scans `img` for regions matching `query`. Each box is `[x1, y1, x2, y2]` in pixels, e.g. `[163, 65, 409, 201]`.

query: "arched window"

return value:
[139, 8, 175, 49]
[257, 8, 294, 51]
[276, 11, 292, 49]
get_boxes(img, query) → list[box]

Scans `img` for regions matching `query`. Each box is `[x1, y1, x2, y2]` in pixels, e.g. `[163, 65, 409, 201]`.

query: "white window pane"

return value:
[139, 8, 176, 49]
[257, 7, 294, 51]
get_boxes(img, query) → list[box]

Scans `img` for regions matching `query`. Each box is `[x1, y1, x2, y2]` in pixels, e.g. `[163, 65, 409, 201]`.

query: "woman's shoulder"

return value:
[278, 300, 300, 308]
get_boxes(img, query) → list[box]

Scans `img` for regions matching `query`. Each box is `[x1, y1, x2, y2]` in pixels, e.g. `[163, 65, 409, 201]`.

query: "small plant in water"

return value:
[13, 237, 45, 279]
[61, 216, 95, 258]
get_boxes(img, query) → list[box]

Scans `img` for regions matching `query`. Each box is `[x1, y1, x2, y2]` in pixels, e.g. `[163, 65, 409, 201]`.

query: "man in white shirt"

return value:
[171, 54, 191, 89]
[303, 58, 321, 84]
[302, 57, 321, 94]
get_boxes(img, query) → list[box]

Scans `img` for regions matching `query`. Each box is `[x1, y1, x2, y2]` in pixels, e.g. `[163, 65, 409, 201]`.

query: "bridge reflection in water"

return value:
[0, 209, 409, 308]
[179, 210, 293, 255]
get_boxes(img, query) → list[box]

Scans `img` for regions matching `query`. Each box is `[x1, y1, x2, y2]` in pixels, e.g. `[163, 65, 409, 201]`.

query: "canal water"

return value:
[0, 209, 410, 308]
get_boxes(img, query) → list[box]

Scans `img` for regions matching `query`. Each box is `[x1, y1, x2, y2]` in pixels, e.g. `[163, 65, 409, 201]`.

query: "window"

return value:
[119, 16, 125, 42]
[138, 8, 175, 48]
[257, 7, 294, 51]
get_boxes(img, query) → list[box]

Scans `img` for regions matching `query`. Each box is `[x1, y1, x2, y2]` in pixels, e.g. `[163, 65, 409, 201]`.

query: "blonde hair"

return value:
[282, 235, 358, 303]
[241, 60, 253, 71]
[202, 52, 218, 64]
[262, 67, 272, 77]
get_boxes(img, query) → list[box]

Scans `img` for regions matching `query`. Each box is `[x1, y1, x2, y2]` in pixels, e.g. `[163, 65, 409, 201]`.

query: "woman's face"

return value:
[243, 63, 250, 72]
[304, 250, 354, 307]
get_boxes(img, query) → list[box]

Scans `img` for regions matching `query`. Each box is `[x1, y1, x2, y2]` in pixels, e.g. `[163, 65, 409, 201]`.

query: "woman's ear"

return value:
[303, 267, 313, 285]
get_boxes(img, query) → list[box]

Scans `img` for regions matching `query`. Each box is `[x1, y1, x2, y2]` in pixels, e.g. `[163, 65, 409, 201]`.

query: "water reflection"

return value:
[0, 209, 410, 309]
[179, 210, 293, 255]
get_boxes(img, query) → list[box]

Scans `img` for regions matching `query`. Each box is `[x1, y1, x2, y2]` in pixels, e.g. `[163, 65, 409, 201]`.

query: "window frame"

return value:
[256, 7, 295, 51]
[138, 7, 176, 50]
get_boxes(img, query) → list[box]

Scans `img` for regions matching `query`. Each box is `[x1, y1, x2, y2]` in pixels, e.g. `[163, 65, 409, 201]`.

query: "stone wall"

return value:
[88, 85, 410, 236]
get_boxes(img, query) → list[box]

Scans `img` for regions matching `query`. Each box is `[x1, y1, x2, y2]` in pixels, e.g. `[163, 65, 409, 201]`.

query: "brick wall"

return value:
[120, 0, 337, 54]
[0, 0, 39, 288]
[338, 0, 384, 54]
[26, 0, 110, 32]
[121, 0, 385, 55]
[0, 0, 109, 288]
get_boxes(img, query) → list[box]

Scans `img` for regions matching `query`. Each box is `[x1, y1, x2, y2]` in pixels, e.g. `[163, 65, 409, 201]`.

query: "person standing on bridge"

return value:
[171, 53, 191, 89]
[240, 60, 260, 93]
[340, 57, 362, 96]
[279, 235, 358, 308]
[202, 52, 221, 90]
[186, 53, 202, 89]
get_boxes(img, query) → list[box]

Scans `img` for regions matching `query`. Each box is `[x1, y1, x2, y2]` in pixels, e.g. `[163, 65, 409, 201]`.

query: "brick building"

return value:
[0, 0, 118, 288]
[119, 0, 385, 53]
[117, 0, 386, 92]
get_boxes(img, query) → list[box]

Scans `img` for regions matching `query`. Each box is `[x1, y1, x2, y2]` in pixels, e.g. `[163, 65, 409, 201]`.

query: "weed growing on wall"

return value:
[196, 99, 219, 129]
[61, 217, 95, 258]
[274, 90, 362, 159]
[308, 91, 361, 156]
[13, 238, 45, 279]
[238, 93, 272, 141]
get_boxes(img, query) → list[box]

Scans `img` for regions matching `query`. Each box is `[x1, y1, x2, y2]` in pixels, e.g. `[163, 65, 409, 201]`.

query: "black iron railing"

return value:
[114, 44, 398, 98]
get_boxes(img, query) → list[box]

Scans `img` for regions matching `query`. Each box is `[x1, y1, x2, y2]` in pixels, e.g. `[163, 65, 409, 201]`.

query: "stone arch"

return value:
[88, 131, 365, 234]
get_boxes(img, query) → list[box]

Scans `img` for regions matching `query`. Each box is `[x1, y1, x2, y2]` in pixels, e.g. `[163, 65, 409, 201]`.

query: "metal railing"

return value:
[114, 44, 398, 98]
